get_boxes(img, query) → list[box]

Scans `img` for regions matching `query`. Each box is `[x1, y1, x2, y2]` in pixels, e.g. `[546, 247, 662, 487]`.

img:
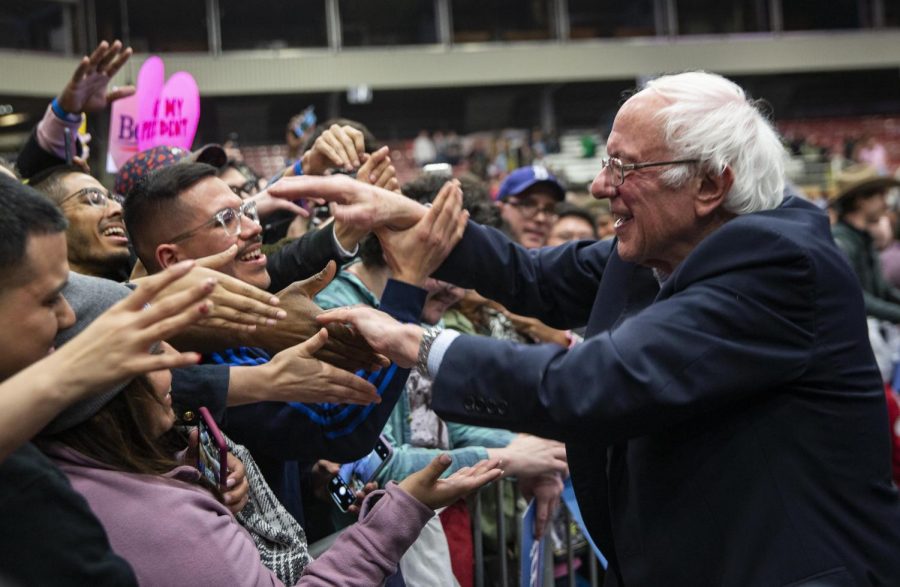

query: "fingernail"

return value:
[269, 297, 281, 306]
[266, 318, 277, 327]
[275, 309, 287, 319]
[226, 478, 236, 488]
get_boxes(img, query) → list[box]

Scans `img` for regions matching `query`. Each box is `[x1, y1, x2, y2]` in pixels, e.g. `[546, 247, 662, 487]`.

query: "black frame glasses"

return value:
[506, 198, 559, 220]
[168, 200, 260, 243]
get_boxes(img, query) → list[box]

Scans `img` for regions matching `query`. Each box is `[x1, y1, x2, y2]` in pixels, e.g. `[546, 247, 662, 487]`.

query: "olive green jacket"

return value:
[832, 220, 900, 322]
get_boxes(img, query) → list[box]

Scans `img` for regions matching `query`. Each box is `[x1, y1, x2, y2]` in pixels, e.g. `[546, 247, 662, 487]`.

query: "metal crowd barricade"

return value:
[471, 478, 603, 587]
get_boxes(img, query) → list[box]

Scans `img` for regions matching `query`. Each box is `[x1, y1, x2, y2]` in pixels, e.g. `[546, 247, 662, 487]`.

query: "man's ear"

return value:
[156, 244, 183, 270]
[695, 165, 734, 218]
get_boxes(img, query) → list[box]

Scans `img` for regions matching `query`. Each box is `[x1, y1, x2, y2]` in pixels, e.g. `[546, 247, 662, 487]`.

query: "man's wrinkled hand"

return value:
[377, 179, 468, 287]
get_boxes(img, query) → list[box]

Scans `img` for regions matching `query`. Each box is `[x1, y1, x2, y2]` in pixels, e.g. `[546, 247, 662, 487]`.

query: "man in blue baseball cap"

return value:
[496, 165, 566, 248]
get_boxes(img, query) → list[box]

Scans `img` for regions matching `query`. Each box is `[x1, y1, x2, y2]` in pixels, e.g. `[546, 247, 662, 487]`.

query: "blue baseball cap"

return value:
[496, 165, 565, 202]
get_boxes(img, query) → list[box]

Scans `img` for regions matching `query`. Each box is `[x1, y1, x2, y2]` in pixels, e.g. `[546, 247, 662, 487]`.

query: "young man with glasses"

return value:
[31, 165, 131, 281]
[496, 165, 565, 249]
[123, 161, 430, 522]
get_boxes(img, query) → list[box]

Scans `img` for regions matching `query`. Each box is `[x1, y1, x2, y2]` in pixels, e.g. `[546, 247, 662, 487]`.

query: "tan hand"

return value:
[518, 473, 564, 539]
[58, 40, 134, 114]
[265, 175, 426, 233]
[317, 305, 422, 369]
[302, 124, 365, 175]
[376, 179, 468, 286]
[487, 434, 568, 478]
[357, 146, 400, 193]
[223, 452, 250, 514]
[51, 261, 212, 396]
[500, 309, 569, 347]
[134, 245, 287, 332]
[398, 454, 503, 511]
[247, 261, 386, 372]
[261, 328, 380, 404]
[249, 190, 308, 221]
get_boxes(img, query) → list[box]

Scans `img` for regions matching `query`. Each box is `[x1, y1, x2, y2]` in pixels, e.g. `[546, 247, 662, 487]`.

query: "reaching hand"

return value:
[487, 434, 568, 478]
[398, 454, 503, 511]
[377, 179, 468, 287]
[499, 308, 570, 347]
[518, 473, 564, 539]
[301, 124, 365, 175]
[51, 261, 212, 396]
[265, 175, 427, 233]
[261, 328, 380, 405]
[58, 40, 134, 114]
[356, 146, 400, 193]
[247, 262, 387, 372]
[133, 245, 287, 332]
[249, 190, 308, 221]
[317, 305, 422, 369]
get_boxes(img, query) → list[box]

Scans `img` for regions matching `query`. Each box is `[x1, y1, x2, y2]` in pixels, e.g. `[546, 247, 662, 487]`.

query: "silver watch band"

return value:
[416, 326, 440, 375]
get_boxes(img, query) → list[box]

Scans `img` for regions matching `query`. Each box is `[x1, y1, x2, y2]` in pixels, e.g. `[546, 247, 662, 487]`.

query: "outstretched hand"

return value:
[58, 40, 134, 114]
[134, 245, 287, 333]
[265, 175, 426, 233]
[262, 328, 380, 405]
[377, 179, 468, 286]
[247, 262, 387, 372]
[317, 305, 422, 369]
[301, 124, 365, 175]
[398, 454, 504, 511]
[356, 146, 400, 193]
[52, 261, 213, 393]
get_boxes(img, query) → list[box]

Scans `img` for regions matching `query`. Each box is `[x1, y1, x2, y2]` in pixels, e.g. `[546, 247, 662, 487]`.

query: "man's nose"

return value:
[590, 172, 616, 200]
[239, 212, 262, 240]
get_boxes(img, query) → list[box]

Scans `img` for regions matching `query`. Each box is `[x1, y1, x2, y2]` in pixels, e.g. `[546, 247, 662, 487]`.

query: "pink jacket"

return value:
[46, 445, 433, 586]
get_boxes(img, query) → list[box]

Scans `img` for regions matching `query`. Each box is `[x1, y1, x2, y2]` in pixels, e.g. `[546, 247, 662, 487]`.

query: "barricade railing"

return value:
[471, 479, 603, 587]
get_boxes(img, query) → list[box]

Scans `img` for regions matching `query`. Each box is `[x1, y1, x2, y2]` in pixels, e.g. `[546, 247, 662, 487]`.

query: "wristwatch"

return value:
[416, 326, 441, 376]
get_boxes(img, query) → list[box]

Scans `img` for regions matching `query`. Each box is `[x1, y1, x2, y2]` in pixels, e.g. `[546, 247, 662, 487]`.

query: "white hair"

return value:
[640, 71, 785, 215]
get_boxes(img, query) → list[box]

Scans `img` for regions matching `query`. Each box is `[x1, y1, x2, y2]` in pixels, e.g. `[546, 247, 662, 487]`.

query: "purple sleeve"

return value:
[298, 483, 433, 586]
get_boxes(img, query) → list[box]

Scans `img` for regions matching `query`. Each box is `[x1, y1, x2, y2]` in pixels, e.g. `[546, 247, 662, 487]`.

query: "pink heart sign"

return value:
[134, 56, 201, 153]
[106, 93, 138, 171]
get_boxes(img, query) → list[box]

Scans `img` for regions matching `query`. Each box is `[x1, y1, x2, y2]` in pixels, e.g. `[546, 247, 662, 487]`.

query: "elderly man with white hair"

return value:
[271, 71, 900, 586]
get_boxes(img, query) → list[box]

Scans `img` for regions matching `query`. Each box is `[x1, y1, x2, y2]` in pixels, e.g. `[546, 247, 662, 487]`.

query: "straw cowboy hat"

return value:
[829, 164, 900, 205]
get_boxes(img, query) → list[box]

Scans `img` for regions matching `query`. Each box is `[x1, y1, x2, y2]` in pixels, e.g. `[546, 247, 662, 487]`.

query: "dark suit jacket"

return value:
[431, 197, 900, 586]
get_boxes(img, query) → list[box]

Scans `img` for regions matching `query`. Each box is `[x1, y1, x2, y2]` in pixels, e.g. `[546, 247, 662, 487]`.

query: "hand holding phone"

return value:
[329, 436, 393, 512]
[197, 407, 228, 489]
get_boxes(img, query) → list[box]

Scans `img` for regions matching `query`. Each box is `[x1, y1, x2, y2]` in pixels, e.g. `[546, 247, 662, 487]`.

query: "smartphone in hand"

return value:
[329, 435, 393, 512]
[197, 407, 228, 489]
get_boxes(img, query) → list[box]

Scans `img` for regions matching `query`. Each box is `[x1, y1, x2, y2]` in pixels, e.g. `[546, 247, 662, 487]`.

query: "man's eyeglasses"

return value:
[599, 157, 699, 188]
[507, 199, 559, 220]
[169, 200, 260, 243]
[60, 187, 124, 208]
[229, 180, 260, 199]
